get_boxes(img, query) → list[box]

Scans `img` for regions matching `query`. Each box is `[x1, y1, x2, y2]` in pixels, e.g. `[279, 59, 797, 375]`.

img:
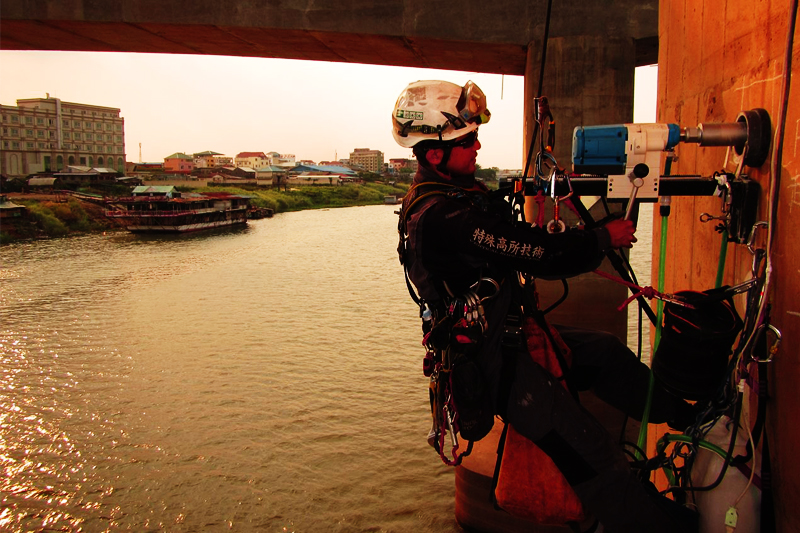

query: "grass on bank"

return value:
[1, 198, 114, 244]
[196, 182, 408, 212]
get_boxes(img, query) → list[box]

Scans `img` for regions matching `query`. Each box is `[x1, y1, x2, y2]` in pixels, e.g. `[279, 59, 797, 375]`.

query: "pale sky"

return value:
[0, 51, 656, 169]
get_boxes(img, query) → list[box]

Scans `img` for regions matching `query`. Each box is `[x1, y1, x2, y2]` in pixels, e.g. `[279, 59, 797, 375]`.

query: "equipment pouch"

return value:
[449, 353, 494, 442]
[652, 287, 744, 400]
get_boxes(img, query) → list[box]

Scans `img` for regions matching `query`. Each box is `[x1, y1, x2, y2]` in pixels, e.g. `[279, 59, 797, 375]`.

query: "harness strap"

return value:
[528, 308, 579, 401]
[490, 422, 510, 509]
[520, 278, 579, 400]
[398, 183, 451, 307]
[398, 181, 478, 308]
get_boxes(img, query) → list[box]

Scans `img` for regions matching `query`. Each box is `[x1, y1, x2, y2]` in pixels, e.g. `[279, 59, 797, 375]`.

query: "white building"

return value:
[0, 95, 125, 178]
[235, 151, 269, 168]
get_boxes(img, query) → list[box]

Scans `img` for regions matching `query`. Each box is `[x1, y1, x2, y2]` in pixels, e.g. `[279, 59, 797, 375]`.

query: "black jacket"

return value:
[400, 166, 611, 400]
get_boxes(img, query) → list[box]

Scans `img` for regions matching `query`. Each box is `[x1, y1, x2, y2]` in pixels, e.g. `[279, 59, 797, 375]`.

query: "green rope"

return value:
[635, 214, 669, 459]
[656, 433, 732, 486]
[715, 229, 729, 289]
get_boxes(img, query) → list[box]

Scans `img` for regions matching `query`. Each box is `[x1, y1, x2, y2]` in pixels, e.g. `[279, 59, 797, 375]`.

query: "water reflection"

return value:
[0, 206, 457, 532]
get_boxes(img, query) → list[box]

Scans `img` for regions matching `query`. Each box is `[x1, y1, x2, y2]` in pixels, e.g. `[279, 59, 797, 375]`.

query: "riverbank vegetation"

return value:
[1, 197, 117, 244]
[203, 182, 408, 212]
[1, 181, 409, 244]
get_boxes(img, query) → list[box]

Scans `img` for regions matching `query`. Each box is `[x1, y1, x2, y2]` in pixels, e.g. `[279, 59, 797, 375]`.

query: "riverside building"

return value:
[0, 95, 126, 178]
[349, 148, 384, 174]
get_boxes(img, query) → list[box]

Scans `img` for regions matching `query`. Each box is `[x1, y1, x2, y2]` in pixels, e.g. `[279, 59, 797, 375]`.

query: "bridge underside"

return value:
[0, 20, 657, 76]
[1, 21, 530, 74]
[0, 0, 658, 74]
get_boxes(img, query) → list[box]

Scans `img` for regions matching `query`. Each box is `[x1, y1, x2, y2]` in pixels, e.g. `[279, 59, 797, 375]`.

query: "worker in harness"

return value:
[394, 80, 699, 533]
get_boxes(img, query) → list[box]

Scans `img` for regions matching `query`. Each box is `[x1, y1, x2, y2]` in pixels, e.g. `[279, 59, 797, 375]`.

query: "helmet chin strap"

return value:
[438, 148, 476, 184]
[436, 146, 452, 175]
[418, 143, 475, 183]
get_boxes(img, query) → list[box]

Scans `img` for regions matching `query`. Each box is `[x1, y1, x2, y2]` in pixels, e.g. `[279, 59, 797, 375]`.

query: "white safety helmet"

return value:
[392, 80, 491, 149]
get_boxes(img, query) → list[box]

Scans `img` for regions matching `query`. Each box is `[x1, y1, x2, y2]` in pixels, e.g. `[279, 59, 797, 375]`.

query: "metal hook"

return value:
[700, 212, 728, 223]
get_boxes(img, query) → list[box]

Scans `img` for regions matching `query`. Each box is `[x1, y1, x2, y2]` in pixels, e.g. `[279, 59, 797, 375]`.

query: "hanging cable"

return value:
[739, 0, 797, 360]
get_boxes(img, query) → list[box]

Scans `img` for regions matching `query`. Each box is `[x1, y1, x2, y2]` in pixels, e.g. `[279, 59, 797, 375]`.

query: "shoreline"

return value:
[1, 185, 407, 244]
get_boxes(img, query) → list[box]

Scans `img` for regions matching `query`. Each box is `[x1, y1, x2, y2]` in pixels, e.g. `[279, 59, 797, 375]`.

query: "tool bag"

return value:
[652, 287, 744, 400]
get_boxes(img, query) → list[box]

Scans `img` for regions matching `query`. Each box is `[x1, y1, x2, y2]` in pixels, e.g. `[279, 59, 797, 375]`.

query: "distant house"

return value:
[389, 158, 417, 173]
[53, 166, 119, 186]
[287, 174, 342, 186]
[235, 152, 269, 169]
[255, 165, 289, 186]
[289, 164, 357, 177]
[270, 152, 296, 167]
[226, 167, 257, 180]
[193, 151, 224, 168]
[28, 176, 60, 191]
[126, 162, 165, 179]
[0, 195, 26, 220]
[132, 185, 177, 198]
[117, 176, 143, 186]
[164, 152, 195, 173]
[209, 167, 257, 185]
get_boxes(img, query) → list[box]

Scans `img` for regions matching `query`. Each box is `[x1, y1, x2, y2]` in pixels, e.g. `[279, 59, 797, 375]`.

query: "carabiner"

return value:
[728, 278, 759, 296]
[746, 221, 769, 277]
[547, 168, 572, 234]
[752, 323, 781, 363]
[658, 293, 697, 309]
[747, 221, 769, 255]
[470, 277, 501, 303]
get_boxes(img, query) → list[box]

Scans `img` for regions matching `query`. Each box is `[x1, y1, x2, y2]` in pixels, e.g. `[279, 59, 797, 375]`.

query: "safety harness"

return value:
[398, 180, 511, 465]
[398, 180, 578, 474]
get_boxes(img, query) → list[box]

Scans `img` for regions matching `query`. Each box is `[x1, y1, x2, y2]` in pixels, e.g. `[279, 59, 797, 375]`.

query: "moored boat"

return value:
[247, 206, 274, 219]
[105, 185, 250, 233]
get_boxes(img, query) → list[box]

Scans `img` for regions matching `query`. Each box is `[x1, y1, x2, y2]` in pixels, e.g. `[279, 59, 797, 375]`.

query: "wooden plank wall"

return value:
[654, 1, 798, 530]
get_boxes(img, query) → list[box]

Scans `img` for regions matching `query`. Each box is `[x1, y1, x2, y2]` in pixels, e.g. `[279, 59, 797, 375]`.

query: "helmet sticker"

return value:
[396, 109, 424, 120]
[406, 86, 427, 104]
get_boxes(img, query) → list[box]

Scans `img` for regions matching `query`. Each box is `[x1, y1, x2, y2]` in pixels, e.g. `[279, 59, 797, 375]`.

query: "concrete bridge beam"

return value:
[0, 1, 657, 76]
[524, 35, 636, 169]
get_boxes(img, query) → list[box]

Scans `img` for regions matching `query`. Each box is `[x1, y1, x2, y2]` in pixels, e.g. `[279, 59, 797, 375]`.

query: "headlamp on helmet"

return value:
[456, 81, 491, 126]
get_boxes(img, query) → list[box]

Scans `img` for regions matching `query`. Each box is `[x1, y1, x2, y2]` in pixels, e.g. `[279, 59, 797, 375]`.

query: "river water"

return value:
[0, 203, 653, 533]
[0, 205, 458, 532]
